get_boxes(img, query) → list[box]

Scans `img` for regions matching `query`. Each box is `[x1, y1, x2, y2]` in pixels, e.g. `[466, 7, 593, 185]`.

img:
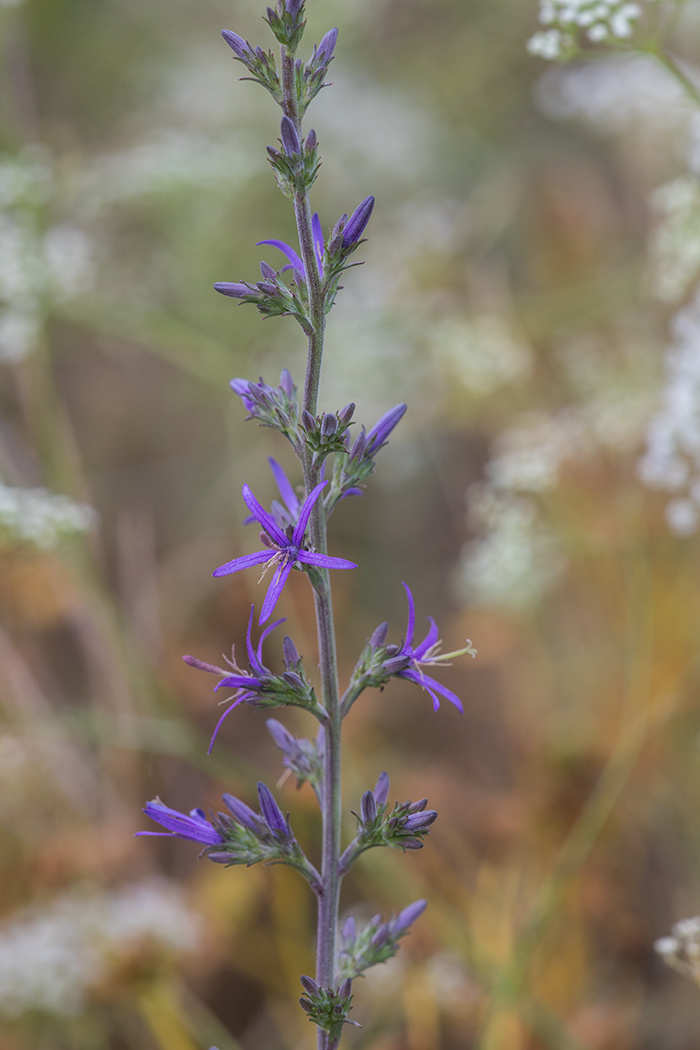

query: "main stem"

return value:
[281, 45, 343, 1050]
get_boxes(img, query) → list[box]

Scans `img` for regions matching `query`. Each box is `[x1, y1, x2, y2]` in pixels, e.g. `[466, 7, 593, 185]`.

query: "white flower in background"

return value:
[431, 315, 531, 395]
[0, 482, 96, 548]
[638, 288, 700, 533]
[0, 882, 201, 1019]
[487, 414, 582, 493]
[655, 916, 700, 985]
[649, 176, 700, 302]
[457, 486, 565, 611]
[44, 225, 94, 301]
[529, 0, 649, 59]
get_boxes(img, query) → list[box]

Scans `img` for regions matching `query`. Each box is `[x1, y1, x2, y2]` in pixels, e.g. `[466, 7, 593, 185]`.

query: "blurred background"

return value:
[3, 0, 700, 1047]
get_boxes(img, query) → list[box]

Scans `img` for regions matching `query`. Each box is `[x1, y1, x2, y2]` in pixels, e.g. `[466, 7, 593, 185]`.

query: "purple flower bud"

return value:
[223, 793, 265, 833]
[258, 281, 278, 295]
[305, 129, 317, 151]
[328, 234, 344, 255]
[373, 771, 390, 807]
[283, 635, 300, 668]
[316, 27, 338, 63]
[221, 30, 252, 61]
[286, 0, 304, 15]
[382, 655, 410, 675]
[342, 915, 357, 944]
[280, 116, 301, 157]
[267, 146, 282, 162]
[360, 789, 377, 825]
[332, 214, 348, 237]
[392, 899, 427, 937]
[301, 409, 316, 431]
[371, 923, 390, 948]
[214, 282, 252, 298]
[207, 852, 235, 864]
[339, 978, 352, 999]
[266, 718, 296, 754]
[321, 413, 338, 437]
[300, 975, 320, 998]
[369, 622, 389, 649]
[342, 195, 375, 247]
[258, 782, 288, 835]
[408, 798, 428, 813]
[279, 368, 295, 396]
[339, 403, 355, 425]
[260, 261, 277, 280]
[403, 810, 437, 832]
[266, 6, 276, 23]
[349, 429, 366, 462]
[299, 997, 314, 1014]
[402, 837, 424, 850]
[281, 670, 305, 689]
[182, 654, 227, 676]
[366, 403, 407, 455]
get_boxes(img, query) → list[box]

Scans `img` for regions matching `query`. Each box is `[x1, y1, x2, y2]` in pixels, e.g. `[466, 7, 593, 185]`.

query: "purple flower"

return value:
[221, 30, 254, 61]
[390, 899, 427, 937]
[258, 212, 325, 279]
[136, 800, 223, 846]
[394, 583, 464, 713]
[280, 115, 301, 156]
[366, 404, 407, 457]
[342, 196, 375, 247]
[213, 479, 356, 624]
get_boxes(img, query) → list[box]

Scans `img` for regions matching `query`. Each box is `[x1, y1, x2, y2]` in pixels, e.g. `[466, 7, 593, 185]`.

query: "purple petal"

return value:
[141, 801, 222, 845]
[280, 115, 301, 156]
[257, 781, 288, 834]
[297, 551, 357, 570]
[391, 899, 427, 936]
[373, 771, 390, 808]
[223, 792, 265, 833]
[399, 670, 463, 714]
[292, 481, 328, 546]
[214, 673, 262, 692]
[266, 718, 295, 754]
[339, 487, 363, 501]
[257, 239, 304, 274]
[402, 582, 416, 649]
[260, 559, 293, 624]
[316, 27, 338, 63]
[221, 29, 252, 60]
[312, 212, 324, 271]
[207, 695, 248, 754]
[268, 457, 300, 519]
[213, 548, 271, 577]
[413, 617, 439, 660]
[245, 604, 258, 670]
[241, 484, 289, 547]
[367, 403, 407, 454]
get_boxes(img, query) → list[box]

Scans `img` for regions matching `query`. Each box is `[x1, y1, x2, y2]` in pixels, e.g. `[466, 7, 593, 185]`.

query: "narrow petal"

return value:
[292, 480, 328, 546]
[297, 551, 357, 570]
[257, 615, 286, 668]
[402, 582, 416, 648]
[241, 484, 288, 546]
[256, 239, 304, 274]
[214, 674, 262, 692]
[312, 212, 324, 271]
[141, 802, 222, 845]
[260, 559, 294, 624]
[245, 604, 258, 669]
[399, 670, 463, 714]
[207, 695, 248, 754]
[269, 457, 300, 519]
[213, 549, 271, 577]
[413, 617, 439, 660]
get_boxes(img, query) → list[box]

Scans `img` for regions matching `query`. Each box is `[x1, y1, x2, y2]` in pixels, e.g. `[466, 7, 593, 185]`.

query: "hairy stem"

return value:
[281, 41, 342, 1048]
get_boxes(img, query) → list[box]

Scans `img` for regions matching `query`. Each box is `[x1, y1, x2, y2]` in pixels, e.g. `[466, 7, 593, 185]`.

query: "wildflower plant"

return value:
[136, 2, 476, 1045]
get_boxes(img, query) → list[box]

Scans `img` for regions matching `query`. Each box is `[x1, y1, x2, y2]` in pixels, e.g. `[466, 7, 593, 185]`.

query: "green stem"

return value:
[650, 45, 700, 108]
[280, 40, 343, 1050]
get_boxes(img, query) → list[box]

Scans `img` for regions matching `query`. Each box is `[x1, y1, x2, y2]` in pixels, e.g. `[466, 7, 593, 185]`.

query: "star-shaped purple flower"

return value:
[258, 211, 325, 279]
[395, 583, 465, 713]
[214, 479, 356, 624]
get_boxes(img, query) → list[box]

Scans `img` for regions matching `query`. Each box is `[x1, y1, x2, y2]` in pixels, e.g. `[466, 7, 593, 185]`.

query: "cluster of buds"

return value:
[208, 783, 321, 888]
[266, 718, 324, 801]
[229, 370, 300, 448]
[327, 403, 407, 509]
[216, 259, 313, 335]
[294, 27, 338, 116]
[299, 976, 359, 1037]
[221, 30, 281, 102]
[267, 117, 320, 198]
[300, 403, 355, 464]
[655, 917, 700, 986]
[338, 774, 437, 874]
[264, 0, 306, 53]
[337, 900, 427, 981]
[348, 620, 406, 692]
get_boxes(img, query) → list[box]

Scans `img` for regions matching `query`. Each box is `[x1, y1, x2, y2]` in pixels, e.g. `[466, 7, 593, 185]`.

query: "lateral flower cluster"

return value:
[138, 785, 320, 889]
[184, 607, 325, 753]
[267, 718, 324, 801]
[338, 773, 438, 874]
[337, 900, 427, 981]
[299, 976, 359, 1037]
